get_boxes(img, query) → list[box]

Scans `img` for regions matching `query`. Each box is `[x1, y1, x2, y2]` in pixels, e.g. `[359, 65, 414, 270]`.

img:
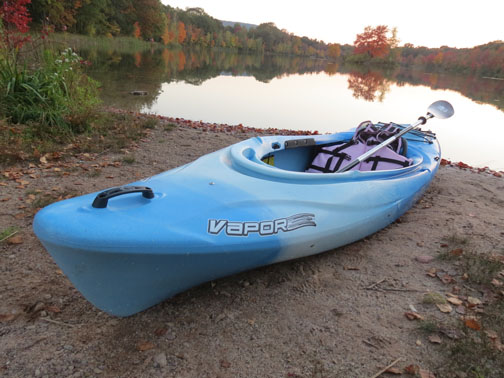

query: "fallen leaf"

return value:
[456, 306, 466, 315]
[485, 330, 498, 340]
[436, 303, 452, 313]
[426, 267, 437, 277]
[136, 341, 155, 351]
[385, 367, 402, 375]
[464, 318, 481, 331]
[220, 359, 231, 368]
[423, 292, 446, 304]
[0, 313, 18, 322]
[404, 364, 420, 375]
[446, 297, 463, 306]
[419, 369, 436, 378]
[7, 235, 23, 245]
[428, 335, 442, 344]
[46, 306, 61, 313]
[440, 274, 455, 284]
[416, 255, 434, 264]
[491, 279, 503, 287]
[467, 297, 482, 306]
[494, 340, 504, 352]
[154, 328, 167, 336]
[404, 312, 424, 320]
[440, 327, 463, 340]
[450, 248, 463, 256]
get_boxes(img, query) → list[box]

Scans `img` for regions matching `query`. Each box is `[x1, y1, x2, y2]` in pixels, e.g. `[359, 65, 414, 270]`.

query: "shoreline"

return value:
[106, 106, 504, 177]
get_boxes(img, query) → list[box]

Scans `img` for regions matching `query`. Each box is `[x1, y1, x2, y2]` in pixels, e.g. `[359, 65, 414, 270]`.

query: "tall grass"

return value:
[0, 48, 101, 135]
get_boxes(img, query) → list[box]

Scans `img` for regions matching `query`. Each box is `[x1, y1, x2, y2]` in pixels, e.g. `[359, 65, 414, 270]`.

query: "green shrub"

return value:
[0, 48, 101, 136]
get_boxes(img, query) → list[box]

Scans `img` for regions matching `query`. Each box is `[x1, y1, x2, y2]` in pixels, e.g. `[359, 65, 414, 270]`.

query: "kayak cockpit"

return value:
[229, 133, 430, 183]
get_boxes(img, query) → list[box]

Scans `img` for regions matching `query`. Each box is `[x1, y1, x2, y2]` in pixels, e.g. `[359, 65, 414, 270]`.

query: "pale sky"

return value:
[162, 0, 503, 48]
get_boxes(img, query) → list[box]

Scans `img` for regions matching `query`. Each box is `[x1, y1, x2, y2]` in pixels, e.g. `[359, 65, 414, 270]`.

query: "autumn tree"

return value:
[354, 25, 393, 58]
[327, 43, 341, 59]
[132, 21, 141, 39]
[177, 21, 186, 44]
[0, 0, 32, 52]
[134, 0, 164, 40]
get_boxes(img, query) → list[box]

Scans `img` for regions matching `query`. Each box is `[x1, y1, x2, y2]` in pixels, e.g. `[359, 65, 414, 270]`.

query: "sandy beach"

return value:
[1, 115, 503, 377]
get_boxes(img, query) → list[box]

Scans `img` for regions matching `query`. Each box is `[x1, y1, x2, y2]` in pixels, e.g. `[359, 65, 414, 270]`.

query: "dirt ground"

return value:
[1, 119, 503, 378]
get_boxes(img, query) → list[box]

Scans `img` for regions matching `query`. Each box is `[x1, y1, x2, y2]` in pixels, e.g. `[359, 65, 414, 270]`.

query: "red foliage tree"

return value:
[354, 25, 391, 58]
[0, 0, 32, 50]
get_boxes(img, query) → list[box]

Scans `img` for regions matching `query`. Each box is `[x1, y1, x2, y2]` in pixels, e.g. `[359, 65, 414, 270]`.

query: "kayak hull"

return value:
[34, 128, 440, 316]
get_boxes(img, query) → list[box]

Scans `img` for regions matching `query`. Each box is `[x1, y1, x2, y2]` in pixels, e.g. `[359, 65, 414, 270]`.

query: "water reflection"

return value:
[79, 47, 504, 169]
[347, 71, 391, 102]
[81, 47, 504, 113]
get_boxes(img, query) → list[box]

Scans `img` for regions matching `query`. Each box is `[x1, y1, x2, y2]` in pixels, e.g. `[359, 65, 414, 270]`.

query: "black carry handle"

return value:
[92, 186, 154, 208]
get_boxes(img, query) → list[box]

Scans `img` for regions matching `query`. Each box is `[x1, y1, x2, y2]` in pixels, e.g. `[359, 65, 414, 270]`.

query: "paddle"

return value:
[336, 100, 454, 173]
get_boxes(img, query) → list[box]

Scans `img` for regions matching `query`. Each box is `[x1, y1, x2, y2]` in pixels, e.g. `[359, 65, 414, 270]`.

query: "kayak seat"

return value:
[262, 144, 316, 172]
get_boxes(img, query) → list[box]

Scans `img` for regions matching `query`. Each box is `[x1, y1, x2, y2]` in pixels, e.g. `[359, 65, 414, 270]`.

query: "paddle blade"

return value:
[428, 100, 454, 119]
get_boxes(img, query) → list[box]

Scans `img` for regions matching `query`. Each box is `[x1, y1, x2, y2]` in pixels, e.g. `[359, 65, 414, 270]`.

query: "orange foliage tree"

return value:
[327, 43, 341, 59]
[133, 21, 141, 39]
[354, 25, 391, 58]
[177, 21, 186, 44]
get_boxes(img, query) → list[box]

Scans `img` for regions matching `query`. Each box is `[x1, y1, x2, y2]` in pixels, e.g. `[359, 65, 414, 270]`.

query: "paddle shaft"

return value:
[336, 113, 434, 173]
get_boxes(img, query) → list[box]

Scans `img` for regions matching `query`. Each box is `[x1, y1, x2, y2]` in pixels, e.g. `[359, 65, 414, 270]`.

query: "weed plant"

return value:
[0, 48, 101, 135]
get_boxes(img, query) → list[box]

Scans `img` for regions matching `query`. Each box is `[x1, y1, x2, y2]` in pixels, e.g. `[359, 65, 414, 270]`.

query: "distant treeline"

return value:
[26, 1, 504, 76]
[28, 1, 330, 58]
[397, 42, 504, 77]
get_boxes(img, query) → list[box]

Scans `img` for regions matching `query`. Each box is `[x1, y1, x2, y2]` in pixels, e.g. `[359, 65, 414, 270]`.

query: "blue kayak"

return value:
[33, 125, 441, 316]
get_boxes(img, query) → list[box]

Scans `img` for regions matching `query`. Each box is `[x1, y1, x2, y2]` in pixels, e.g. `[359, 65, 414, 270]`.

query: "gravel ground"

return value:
[1, 118, 503, 377]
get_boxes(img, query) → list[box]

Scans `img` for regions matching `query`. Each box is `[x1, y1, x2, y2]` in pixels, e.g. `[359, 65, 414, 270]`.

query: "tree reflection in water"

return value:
[80, 47, 504, 111]
[347, 71, 391, 102]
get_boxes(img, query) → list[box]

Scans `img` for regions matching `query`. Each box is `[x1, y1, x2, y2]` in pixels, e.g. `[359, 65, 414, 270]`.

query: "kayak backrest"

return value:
[305, 122, 413, 173]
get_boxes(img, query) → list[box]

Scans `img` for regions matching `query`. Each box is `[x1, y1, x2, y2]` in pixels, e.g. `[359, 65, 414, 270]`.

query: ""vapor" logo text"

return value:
[208, 213, 316, 237]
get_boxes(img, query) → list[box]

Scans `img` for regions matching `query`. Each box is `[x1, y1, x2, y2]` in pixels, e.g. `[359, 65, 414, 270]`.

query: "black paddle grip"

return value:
[92, 186, 154, 208]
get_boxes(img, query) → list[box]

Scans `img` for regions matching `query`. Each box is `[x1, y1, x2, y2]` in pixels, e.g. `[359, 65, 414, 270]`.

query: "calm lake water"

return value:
[83, 48, 504, 170]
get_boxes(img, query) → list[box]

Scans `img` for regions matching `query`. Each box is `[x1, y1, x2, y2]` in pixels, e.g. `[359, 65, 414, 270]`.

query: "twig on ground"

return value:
[40, 317, 76, 328]
[370, 357, 402, 378]
[362, 339, 379, 348]
[376, 288, 423, 292]
[0, 230, 19, 243]
[363, 278, 422, 292]
[365, 278, 387, 289]
[22, 337, 48, 350]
